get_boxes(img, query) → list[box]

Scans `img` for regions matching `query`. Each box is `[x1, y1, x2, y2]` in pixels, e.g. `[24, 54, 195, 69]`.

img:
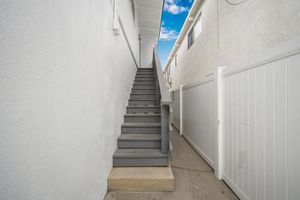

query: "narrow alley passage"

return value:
[105, 128, 238, 200]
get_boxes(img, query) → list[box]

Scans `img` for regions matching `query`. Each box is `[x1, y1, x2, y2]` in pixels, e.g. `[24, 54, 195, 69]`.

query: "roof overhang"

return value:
[135, 0, 164, 41]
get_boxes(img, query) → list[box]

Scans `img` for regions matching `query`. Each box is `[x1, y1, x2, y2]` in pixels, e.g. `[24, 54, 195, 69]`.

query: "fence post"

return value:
[215, 66, 226, 180]
[179, 85, 183, 135]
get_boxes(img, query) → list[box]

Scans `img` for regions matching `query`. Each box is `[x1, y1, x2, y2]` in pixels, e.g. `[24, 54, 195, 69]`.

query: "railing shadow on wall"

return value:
[170, 51, 300, 200]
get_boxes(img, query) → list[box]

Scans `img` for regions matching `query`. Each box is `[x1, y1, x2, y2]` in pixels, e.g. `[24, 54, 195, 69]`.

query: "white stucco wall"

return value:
[167, 0, 300, 90]
[0, 0, 139, 199]
[141, 36, 157, 68]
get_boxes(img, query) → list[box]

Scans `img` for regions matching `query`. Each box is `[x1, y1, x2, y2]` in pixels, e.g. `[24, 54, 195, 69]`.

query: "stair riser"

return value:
[134, 80, 156, 83]
[136, 72, 154, 75]
[130, 94, 157, 99]
[127, 107, 161, 113]
[124, 116, 161, 123]
[134, 80, 155, 84]
[129, 100, 158, 106]
[135, 75, 155, 78]
[113, 158, 168, 167]
[137, 69, 154, 71]
[135, 77, 156, 80]
[132, 85, 156, 90]
[122, 126, 161, 134]
[131, 89, 156, 94]
[118, 140, 161, 149]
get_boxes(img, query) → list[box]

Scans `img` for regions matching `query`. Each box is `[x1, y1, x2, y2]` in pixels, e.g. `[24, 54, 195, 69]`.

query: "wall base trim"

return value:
[222, 173, 249, 200]
[182, 133, 215, 170]
[171, 122, 180, 133]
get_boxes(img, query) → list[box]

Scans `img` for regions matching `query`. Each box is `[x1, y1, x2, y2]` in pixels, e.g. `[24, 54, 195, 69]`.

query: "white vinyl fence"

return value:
[171, 53, 300, 200]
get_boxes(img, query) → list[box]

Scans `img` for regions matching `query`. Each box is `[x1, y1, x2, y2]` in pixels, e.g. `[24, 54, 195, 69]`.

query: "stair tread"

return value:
[122, 122, 161, 127]
[132, 89, 156, 90]
[114, 149, 168, 158]
[127, 105, 160, 108]
[125, 113, 161, 116]
[129, 98, 157, 100]
[119, 134, 161, 141]
[133, 83, 156, 85]
[131, 93, 156, 95]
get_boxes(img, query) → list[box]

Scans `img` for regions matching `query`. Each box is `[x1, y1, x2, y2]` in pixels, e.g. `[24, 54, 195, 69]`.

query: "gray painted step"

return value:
[132, 85, 156, 90]
[135, 77, 156, 80]
[136, 74, 154, 76]
[118, 134, 161, 149]
[130, 93, 157, 99]
[134, 82, 156, 85]
[131, 89, 156, 94]
[137, 71, 154, 73]
[138, 67, 154, 71]
[124, 113, 161, 123]
[113, 149, 168, 167]
[134, 80, 156, 83]
[132, 83, 156, 90]
[129, 99, 157, 106]
[135, 75, 155, 78]
[133, 83, 156, 85]
[121, 122, 161, 134]
[127, 105, 161, 114]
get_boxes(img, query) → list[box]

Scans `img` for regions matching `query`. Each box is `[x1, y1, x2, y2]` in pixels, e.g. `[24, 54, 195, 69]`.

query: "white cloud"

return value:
[160, 26, 178, 41]
[164, 0, 189, 14]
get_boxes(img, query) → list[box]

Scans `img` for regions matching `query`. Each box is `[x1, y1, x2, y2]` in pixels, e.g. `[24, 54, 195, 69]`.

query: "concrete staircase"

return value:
[113, 68, 169, 167]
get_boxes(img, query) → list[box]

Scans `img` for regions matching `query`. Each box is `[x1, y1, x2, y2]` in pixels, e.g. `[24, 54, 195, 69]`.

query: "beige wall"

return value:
[167, 0, 300, 90]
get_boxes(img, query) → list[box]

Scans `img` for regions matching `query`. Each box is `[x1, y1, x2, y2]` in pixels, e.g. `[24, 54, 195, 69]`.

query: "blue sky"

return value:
[158, 0, 194, 68]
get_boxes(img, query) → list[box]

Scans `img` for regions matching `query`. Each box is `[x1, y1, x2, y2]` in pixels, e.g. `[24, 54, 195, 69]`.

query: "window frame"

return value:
[188, 12, 203, 49]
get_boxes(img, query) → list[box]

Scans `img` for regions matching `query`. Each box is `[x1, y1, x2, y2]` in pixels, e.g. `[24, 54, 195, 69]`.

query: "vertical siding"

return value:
[182, 80, 217, 167]
[223, 53, 300, 200]
[171, 53, 300, 200]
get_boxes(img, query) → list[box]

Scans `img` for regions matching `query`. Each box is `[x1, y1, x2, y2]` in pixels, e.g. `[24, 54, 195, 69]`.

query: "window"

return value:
[188, 12, 202, 49]
[130, 0, 135, 22]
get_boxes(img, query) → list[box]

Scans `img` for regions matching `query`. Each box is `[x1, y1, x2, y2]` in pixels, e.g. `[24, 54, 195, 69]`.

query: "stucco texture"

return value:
[0, 0, 138, 199]
[167, 0, 300, 90]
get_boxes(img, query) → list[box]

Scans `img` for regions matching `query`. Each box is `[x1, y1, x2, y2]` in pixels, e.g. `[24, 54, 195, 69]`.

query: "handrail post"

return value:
[161, 104, 170, 153]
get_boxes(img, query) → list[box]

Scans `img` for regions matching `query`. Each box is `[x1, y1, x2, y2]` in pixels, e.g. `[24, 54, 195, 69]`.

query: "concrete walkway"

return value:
[105, 129, 239, 200]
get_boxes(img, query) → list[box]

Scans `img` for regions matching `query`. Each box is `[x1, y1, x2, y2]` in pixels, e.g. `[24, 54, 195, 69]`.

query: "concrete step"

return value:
[130, 93, 157, 99]
[124, 113, 161, 123]
[129, 99, 158, 106]
[127, 105, 161, 114]
[131, 89, 156, 94]
[108, 167, 174, 191]
[121, 122, 161, 134]
[118, 134, 161, 149]
[113, 149, 169, 167]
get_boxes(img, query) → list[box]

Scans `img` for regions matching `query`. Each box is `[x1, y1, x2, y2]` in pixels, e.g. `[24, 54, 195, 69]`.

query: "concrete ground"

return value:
[104, 129, 239, 200]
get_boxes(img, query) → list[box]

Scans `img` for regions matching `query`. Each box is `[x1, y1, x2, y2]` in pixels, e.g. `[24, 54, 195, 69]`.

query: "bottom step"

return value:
[113, 149, 169, 167]
[108, 167, 175, 192]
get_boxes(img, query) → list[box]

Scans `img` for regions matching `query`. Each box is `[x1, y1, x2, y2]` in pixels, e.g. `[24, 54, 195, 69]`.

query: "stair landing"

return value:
[107, 167, 175, 192]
